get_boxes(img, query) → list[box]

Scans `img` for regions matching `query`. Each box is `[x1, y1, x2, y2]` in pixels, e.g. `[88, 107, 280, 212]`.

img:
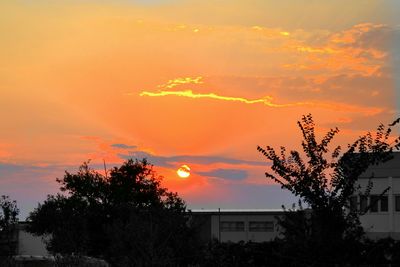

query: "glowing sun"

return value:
[177, 165, 191, 178]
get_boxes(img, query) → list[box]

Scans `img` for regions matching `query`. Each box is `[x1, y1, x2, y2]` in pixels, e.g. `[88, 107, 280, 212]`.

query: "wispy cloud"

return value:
[197, 168, 248, 180]
[158, 77, 203, 89]
[111, 143, 137, 149]
[139, 80, 383, 116]
[140, 89, 282, 106]
[138, 76, 307, 107]
[282, 23, 393, 76]
[118, 150, 268, 169]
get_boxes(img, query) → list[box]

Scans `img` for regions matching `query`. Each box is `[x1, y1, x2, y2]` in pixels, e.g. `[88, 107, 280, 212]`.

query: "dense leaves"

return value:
[257, 114, 400, 265]
[0, 195, 19, 257]
[199, 238, 400, 267]
[28, 159, 199, 266]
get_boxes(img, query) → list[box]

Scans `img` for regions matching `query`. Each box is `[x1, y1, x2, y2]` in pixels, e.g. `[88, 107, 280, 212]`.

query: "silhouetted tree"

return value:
[257, 114, 400, 265]
[0, 195, 19, 257]
[28, 159, 200, 266]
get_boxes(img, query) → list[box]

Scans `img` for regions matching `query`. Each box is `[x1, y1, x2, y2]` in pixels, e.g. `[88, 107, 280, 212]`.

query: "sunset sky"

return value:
[1, 0, 400, 219]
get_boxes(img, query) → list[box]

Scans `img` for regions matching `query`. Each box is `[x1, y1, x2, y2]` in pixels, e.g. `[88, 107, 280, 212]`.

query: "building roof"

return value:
[189, 208, 285, 215]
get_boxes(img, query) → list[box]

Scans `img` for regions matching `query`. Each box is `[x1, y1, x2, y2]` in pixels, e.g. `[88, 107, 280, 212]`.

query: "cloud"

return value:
[158, 77, 204, 89]
[111, 143, 137, 149]
[118, 150, 268, 168]
[0, 162, 42, 174]
[139, 78, 384, 116]
[207, 72, 393, 112]
[279, 23, 395, 76]
[197, 168, 248, 180]
[331, 23, 393, 50]
[140, 89, 279, 106]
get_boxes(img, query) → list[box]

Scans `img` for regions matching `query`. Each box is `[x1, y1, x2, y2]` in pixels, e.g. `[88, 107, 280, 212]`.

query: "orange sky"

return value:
[1, 0, 399, 218]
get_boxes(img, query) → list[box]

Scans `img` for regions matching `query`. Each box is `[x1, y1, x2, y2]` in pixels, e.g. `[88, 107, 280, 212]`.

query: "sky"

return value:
[1, 0, 399, 219]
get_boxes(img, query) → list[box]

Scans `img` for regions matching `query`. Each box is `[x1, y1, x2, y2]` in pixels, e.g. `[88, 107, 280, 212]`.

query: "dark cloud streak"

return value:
[111, 143, 137, 149]
[118, 150, 269, 168]
[197, 168, 248, 180]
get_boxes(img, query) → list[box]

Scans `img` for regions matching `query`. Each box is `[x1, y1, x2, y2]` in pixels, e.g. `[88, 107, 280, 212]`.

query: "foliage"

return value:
[199, 240, 281, 267]
[28, 159, 199, 266]
[257, 114, 400, 264]
[199, 239, 400, 267]
[54, 255, 110, 267]
[0, 195, 19, 257]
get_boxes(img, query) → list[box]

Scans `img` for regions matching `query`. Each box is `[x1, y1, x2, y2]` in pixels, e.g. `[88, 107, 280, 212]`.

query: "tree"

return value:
[28, 159, 200, 266]
[0, 195, 19, 257]
[257, 114, 400, 265]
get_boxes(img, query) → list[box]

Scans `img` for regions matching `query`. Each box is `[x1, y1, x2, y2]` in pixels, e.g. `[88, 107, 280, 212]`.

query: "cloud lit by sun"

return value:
[158, 77, 204, 89]
[138, 77, 384, 116]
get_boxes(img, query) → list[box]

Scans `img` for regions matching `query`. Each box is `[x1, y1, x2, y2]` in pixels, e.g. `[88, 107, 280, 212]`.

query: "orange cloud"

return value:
[140, 89, 278, 106]
[278, 23, 391, 76]
[158, 77, 204, 89]
[139, 78, 384, 116]
[296, 46, 337, 54]
[330, 23, 388, 46]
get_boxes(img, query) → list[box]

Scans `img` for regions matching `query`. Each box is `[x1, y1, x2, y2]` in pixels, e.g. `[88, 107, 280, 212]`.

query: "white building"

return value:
[353, 152, 400, 240]
[191, 209, 284, 243]
[17, 222, 49, 256]
[192, 153, 400, 242]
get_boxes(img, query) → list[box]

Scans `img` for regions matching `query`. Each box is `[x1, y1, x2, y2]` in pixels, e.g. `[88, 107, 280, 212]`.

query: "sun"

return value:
[177, 165, 191, 178]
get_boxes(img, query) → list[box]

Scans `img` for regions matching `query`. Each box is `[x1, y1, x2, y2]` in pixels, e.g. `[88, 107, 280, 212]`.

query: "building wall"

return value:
[355, 153, 400, 240]
[192, 210, 283, 243]
[193, 154, 400, 243]
[214, 214, 281, 242]
[17, 224, 49, 256]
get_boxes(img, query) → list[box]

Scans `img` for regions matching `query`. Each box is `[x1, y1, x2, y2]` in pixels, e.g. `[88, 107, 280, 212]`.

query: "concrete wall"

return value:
[17, 224, 49, 256]
[356, 153, 400, 239]
[192, 210, 283, 243]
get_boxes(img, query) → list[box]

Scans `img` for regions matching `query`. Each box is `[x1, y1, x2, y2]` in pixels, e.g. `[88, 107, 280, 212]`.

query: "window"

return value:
[349, 196, 358, 211]
[249, 221, 274, 232]
[396, 196, 400, 212]
[369, 195, 379, 212]
[220, 221, 244, 232]
[380, 196, 388, 212]
[360, 195, 368, 212]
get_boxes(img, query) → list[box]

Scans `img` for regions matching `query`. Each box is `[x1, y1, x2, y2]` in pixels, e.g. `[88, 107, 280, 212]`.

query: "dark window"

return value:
[370, 195, 379, 212]
[349, 196, 358, 211]
[249, 221, 274, 232]
[220, 221, 244, 232]
[396, 196, 400, 212]
[360, 195, 368, 212]
[380, 196, 388, 212]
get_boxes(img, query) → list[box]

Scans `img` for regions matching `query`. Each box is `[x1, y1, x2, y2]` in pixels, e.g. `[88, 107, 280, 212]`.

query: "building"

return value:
[16, 222, 49, 256]
[191, 209, 284, 243]
[353, 152, 400, 240]
[192, 153, 400, 242]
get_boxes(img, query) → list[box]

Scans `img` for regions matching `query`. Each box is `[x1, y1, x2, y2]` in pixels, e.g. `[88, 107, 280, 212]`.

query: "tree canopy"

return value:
[0, 195, 19, 257]
[257, 114, 400, 265]
[28, 159, 199, 266]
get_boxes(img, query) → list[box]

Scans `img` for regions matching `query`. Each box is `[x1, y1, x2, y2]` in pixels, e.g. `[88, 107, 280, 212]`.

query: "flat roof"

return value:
[189, 209, 285, 215]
